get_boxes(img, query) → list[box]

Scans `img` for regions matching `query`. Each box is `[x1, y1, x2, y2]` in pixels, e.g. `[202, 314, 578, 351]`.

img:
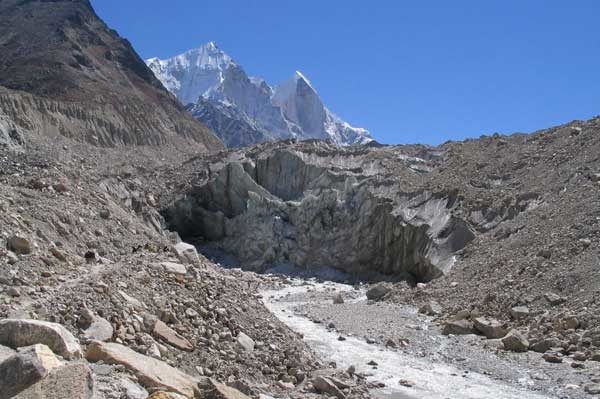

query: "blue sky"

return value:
[92, 0, 600, 145]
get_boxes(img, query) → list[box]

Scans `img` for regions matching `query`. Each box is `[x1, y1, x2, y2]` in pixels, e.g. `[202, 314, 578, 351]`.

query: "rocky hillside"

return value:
[158, 116, 600, 393]
[0, 0, 222, 151]
[0, 133, 374, 398]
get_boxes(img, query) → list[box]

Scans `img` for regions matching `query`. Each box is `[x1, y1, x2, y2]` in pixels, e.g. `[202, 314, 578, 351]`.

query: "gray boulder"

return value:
[7, 236, 31, 255]
[236, 332, 255, 352]
[0, 319, 83, 360]
[473, 317, 508, 339]
[366, 284, 391, 301]
[442, 320, 474, 335]
[501, 330, 529, 352]
[0, 344, 62, 399]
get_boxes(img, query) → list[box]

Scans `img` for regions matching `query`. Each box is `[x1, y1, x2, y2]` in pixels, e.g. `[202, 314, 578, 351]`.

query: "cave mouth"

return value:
[162, 150, 475, 283]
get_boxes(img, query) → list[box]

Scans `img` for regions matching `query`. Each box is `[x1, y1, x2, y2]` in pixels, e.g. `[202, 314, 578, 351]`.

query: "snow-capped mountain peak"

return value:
[147, 43, 373, 147]
[146, 42, 236, 104]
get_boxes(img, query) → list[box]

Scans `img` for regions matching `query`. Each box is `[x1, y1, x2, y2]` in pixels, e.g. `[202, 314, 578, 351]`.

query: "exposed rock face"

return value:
[0, 0, 221, 151]
[0, 110, 25, 151]
[163, 145, 474, 282]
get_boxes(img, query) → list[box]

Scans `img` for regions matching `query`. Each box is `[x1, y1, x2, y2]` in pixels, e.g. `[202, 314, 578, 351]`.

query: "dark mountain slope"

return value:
[0, 0, 223, 150]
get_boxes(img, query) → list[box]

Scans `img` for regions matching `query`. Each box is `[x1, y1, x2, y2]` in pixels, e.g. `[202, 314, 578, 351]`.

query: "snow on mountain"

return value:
[146, 43, 373, 147]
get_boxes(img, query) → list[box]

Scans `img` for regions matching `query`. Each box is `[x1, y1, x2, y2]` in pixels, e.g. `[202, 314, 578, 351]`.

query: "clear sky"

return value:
[92, 0, 600, 145]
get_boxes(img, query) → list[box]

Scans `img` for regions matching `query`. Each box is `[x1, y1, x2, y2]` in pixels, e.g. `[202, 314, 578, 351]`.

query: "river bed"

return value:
[262, 280, 557, 399]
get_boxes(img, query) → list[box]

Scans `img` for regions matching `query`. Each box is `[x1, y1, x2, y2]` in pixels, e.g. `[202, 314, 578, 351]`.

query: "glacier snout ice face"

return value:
[146, 42, 373, 147]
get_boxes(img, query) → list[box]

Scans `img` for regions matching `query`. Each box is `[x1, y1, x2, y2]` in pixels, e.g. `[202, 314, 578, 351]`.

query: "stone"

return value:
[153, 320, 193, 352]
[366, 284, 390, 301]
[473, 317, 508, 339]
[7, 251, 18, 264]
[333, 293, 344, 304]
[442, 319, 474, 335]
[12, 363, 94, 399]
[501, 330, 529, 352]
[585, 384, 600, 395]
[531, 338, 560, 353]
[7, 287, 21, 297]
[83, 315, 113, 342]
[419, 300, 443, 316]
[236, 332, 255, 352]
[510, 306, 529, 320]
[0, 319, 83, 360]
[277, 380, 294, 390]
[86, 341, 199, 397]
[99, 209, 110, 219]
[49, 247, 66, 262]
[544, 292, 565, 306]
[542, 352, 563, 363]
[399, 379, 415, 387]
[173, 242, 200, 265]
[157, 262, 187, 275]
[202, 378, 252, 399]
[312, 376, 346, 399]
[8, 236, 32, 255]
[119, 378, 149, 399]
[0, 344, 15, 362]
[573, 352, 587, 361]
[119, 291, 145, 309]
[0, 344, 62, 399]
[562, 315, 579, 330]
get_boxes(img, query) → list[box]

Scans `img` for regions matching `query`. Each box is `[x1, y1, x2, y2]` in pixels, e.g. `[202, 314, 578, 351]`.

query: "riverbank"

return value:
[262, 279, 598, 398]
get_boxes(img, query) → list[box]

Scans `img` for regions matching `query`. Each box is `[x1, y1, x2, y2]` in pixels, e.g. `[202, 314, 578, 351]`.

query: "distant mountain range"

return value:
[147, 43, 373, 147]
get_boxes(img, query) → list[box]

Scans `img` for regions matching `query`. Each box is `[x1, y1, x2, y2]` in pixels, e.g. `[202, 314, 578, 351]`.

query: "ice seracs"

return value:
[146, 43, 373, 147]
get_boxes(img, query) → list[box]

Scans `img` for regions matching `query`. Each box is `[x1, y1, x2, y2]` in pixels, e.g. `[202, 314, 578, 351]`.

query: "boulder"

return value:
[530, 338, 560, 353]
[333, 293, 344, 304]
[442, 319, 474, 335]
[473, 317, 508, 339]
[119, 291, 146, 309]
[12, 362, 94, 399]
[366, 284, 390, 301]
[544, 292, 565, 306]
[157, 262, 187, 275]
[0, 344, 62, 399]
[236, 332, 255, 352]
[419, 301, 443, 316]
[585, 384, 600, 395]
[200, 379, 252, 399]
[119, 378, 149, 399]
[312, 376, 346, 399]
[82, 316, 113, 342]
[153, 320, 193, 352]
[542, 351, 563, 363]
[0, 319, 83, 359]
[509, 306, 529, 320]
[8, 236, 32, 255]
[501, 330, 529, 352]
[173, 242, 200, 265]
[0, 344, 15, 362]
[86, 341, 199, 397]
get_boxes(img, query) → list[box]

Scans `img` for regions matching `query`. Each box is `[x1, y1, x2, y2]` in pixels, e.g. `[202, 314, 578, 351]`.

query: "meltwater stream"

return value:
[262, 282, 550, 399]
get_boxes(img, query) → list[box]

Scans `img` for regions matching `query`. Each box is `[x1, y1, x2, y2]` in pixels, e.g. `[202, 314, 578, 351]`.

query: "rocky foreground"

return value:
[0, 135, 374, 398]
